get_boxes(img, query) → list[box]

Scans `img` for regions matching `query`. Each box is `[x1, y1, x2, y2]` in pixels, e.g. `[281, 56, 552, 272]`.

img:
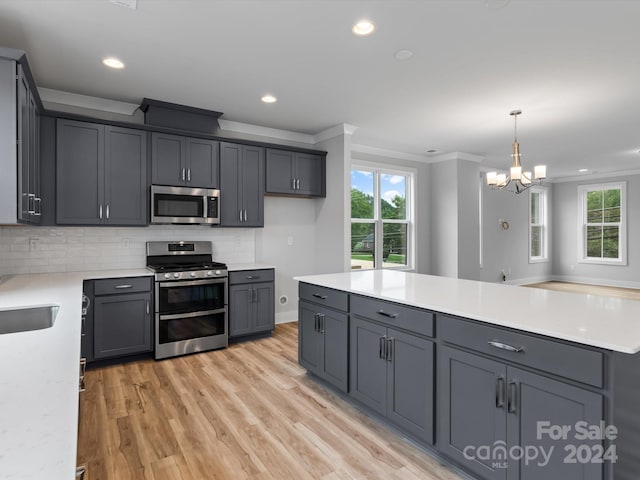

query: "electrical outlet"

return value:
[287, 236, 294, 246]
[122, 238, 130, 248]
[29, 237, 40, 252]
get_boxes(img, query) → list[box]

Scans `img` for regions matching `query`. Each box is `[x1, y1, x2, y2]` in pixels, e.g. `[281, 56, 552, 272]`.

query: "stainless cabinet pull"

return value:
[312, 293, 327, 300]
[376, 309, 398, 319]
[27, 193, 36, 214]
[379, 336, 385, 359]
[146, 301, 150, 315]
[292, 178, 295, 190]
[507, 381, 518, 414]
[314, 313, 319, 332]
[246, 275, 254, 279]
[99, 204, 103, 219]
[34, 197, 42, 216]
[239, 209, 243, 222]
[76, 465, 86, 479]
[386, 338, 394, 362]
[81, 316, 86, 337]
[319, 314, 325, 333]
[79, 358, 87, 392]
[253, 289, 258, 303]
[496, 376, 505, 408]
[181, 168, 186, 181]
[106, 204, 110, 220]
[187, 168, 191, 182]
[114, 284, 133, 289]
[244, 209, 247, 222]
[296, 178, 300, 189]
[488, 340, 524, 353]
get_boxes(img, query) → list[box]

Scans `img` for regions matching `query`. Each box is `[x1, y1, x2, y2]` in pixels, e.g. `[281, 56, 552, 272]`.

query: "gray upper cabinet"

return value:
[265, 148, 325, 197]
[0, 58, 41, 225]
[56, 119, 147, 225]
[220, 142, 264, 227]
[151, 132, 219, 188]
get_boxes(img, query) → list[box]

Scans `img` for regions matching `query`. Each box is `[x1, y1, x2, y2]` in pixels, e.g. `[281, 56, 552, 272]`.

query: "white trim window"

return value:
[350, 164, 414, 270]
[577, 182, 627, 265]
[529, 187, 548, 263]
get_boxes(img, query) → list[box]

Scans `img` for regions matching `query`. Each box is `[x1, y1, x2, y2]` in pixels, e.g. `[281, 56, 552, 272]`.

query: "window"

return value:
[578, 182, 626, 265]
[350, 165, 414, 270]
[529, 188, 548, 263]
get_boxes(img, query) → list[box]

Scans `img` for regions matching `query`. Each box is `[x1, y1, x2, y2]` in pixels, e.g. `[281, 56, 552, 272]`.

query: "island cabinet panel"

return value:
[350, 303, 435, 444]
[350, 295, 434, 338]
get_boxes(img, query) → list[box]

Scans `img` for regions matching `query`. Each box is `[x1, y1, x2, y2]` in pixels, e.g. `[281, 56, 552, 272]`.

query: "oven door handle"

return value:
[159, 278, 227, 288]
[159, 308, 227, 321]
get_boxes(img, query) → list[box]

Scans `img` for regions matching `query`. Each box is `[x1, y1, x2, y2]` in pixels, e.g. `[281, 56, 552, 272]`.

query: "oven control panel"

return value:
[157, 269, 227, 281]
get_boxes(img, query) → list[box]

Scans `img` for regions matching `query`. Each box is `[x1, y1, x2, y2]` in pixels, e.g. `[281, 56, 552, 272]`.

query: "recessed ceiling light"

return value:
[579, 168, 589, 173]
[394, 49, 414, 61]
[352, 20, 375, 36]
[261, 94, 277, 104]
[102, 57, 125, 69]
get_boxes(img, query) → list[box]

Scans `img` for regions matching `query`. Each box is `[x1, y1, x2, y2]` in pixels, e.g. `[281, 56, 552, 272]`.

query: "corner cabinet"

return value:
[220, 142, 264, 227]
[298, 284, 349, 392]
[265, 148, 325, 197]
[0, 57, 41, 224]
[56, 119, 148, 225]
[229, 269, 275, 339]
[84, 276, 153, 362]
[151, 132, 219, 188]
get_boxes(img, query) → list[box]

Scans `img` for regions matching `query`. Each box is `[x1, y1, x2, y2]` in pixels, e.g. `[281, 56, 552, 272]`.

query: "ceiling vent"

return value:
[140, 98, 223, 135]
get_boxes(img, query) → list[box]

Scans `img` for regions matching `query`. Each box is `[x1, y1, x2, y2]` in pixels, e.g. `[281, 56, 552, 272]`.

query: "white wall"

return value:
[0, 225, 255, 275]
[552, 174, 640, 288]
[479, 183, 552, 284]
[430, 161, 459, 278]
[457, 160, 481, 281]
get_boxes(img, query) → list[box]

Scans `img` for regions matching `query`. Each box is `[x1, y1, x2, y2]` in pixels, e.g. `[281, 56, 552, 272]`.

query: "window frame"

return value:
[577, 181, 627, 266]
[528, 187, 548, 264]
[350, 162, 415, 271]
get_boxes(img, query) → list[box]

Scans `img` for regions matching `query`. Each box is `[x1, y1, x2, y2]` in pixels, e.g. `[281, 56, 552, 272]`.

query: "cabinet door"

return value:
[387, 328, 434, 444]
[253, 283, 275, 333]
[321, 305, 349, 392]
[438, 345, 508, 480]
[220, 142, 243, 226]
[28, 89, 40, 223]
[349, 316, 388, 416]
[229, 284, 252, 337]
[56, 120, 104, 225]
[265, 149, 295, 194]
[151, 132, 185, 185]
[507, 367, 603, 480]
[240, 145, 264, 227]
[295, 152, 323, 196]
[298, 300, 324, 376]
[104, 126, 147, 225]
[17, 65, 30, 222]
[186, 138, 219, 188]
[94, 292, 152, 359]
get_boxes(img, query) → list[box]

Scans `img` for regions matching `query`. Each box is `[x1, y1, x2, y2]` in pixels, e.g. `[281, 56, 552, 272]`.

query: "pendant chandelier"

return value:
[486, 110, 546, 194]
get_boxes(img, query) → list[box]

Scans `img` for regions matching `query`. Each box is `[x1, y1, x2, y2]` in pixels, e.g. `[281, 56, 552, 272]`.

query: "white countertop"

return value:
[227, 263, 275, 272]
[0, 268, 152, 480]
[295, 270, 640, 354]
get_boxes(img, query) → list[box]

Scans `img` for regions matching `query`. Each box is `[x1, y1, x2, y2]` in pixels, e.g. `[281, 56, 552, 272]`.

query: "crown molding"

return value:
[551, 169, 640, 183]
[38, 88, 139, 115]
[351, 143, 430, 163]
[217, 119, 315, 144]
[313, 123, 359, 143]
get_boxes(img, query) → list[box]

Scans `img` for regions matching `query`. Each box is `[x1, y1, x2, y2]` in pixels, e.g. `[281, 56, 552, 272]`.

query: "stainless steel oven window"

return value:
[157, 278, 226, 316]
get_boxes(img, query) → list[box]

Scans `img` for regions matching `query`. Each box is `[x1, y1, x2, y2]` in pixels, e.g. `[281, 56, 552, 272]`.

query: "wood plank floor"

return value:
[525, 281, 640, 301]
[78, 323, 461, 480]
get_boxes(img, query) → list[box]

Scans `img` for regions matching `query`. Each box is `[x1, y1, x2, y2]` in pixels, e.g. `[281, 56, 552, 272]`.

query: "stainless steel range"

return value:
[146, 241, 228, 360]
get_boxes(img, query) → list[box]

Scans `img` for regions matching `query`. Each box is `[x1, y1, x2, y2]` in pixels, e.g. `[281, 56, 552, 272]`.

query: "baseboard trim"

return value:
[505, 275, 554, 286]
[551, 275, 640, 290]
[275, 310, 298, 325]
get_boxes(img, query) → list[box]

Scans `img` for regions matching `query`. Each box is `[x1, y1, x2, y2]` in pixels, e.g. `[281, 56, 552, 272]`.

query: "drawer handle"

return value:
[376, 309, 398, 319]
[312, 293, 328, 300]
[114, 284, 133, 289]
[246, 275, 260, 280]
[488, 340, 523, 353]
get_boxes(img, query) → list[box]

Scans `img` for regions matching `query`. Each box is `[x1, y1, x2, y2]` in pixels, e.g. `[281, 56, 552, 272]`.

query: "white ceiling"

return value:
[1, 0, 639, 178]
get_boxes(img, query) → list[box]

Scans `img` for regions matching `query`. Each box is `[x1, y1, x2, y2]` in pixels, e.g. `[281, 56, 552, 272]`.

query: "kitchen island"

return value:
[295, 270, 640, 480]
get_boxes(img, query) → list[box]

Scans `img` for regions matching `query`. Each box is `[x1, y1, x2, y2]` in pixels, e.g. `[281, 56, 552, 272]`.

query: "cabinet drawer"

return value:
[299, 283, 348, 312]
[229, 269, 274, 285]
[438, 315, 604, 388]
[94, 276, 152, 295]
[351, 295, 434, 338]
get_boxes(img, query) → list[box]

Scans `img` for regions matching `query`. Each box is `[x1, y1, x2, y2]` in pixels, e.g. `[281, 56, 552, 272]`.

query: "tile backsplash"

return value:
[0, 226, 255, 275]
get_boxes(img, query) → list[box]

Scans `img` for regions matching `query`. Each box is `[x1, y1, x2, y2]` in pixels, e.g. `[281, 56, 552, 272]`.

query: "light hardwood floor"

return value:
[525, 281, 640, 301]
[78, 323, 461, 480]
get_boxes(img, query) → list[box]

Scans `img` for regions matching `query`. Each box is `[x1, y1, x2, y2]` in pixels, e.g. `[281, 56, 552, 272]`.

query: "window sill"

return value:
[578, 258, 628, 266]
[528, 257, 549, 264]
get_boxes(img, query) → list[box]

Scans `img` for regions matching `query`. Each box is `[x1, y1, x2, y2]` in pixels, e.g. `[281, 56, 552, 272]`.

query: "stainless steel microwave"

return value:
[150, 185, 220, 225]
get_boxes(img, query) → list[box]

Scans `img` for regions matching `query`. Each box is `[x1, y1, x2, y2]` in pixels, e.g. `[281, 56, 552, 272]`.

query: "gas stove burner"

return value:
[145, 241, 227, 282]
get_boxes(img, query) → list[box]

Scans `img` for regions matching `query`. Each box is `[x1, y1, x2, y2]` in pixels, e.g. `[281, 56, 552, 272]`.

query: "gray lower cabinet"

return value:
[86, 277, 153, 362]
[228, 269, 275, 338]
[350, 316, 434, 444]
[56, 119, 147, 225]
[151, 132, 219, 188]
[265, 148, 325, 197]
[220, 142, 264, 227]
[438, 344, 604, 480]
[299, 300, 349, 392]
